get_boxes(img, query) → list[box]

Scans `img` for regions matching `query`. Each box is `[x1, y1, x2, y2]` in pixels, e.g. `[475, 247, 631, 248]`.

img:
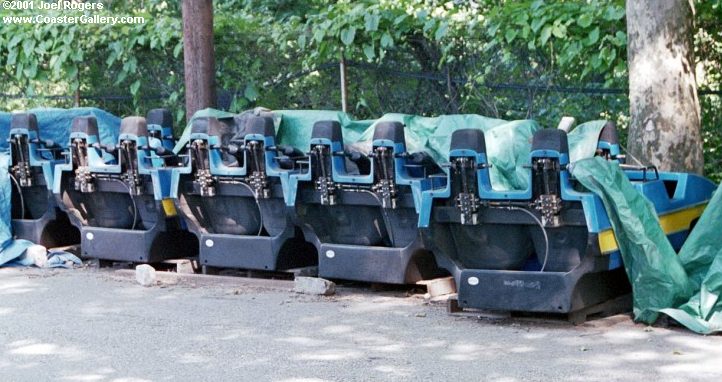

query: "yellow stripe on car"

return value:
[597, 203, 706, 254]
[162, 198, 177, 217]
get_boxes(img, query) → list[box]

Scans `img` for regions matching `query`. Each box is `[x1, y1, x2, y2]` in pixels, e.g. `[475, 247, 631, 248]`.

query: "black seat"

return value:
[531, 129, 569, 155]
[120, 116, 149, 137]
[312, 120, 343, 142]
[10, 113, 39, 132]
[191, 117, 231, 138]
[450, 129, 486, 154]
[245, 116, 276, 137]
[146, 108, 173, 129]
[71, 116, 99, 138]
[599, 121, 619, 145]
[372, 121, 405, 144]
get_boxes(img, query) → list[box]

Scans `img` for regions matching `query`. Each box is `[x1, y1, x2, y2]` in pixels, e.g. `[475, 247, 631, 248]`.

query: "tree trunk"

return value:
[626, 0, 703, 173]
[181, 0, 216, 120]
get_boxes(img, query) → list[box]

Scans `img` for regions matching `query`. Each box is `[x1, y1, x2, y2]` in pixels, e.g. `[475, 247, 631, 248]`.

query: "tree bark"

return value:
[182, 0, 216, 120]
[626, 0, 703, 173]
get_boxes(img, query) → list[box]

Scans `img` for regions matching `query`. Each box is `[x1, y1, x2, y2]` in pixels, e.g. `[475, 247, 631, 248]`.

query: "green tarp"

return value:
[272, 109, 374, 148]
[567, 120, 607, 163]
[573, 157, 722, 334]
[173, 108, 373, 153]
[174, 109, 545, 191]
[174, 108, 722, 334]
[270, 112, 606, 191]
[352, 113, 540, 191]
[173, 108, 237, 153]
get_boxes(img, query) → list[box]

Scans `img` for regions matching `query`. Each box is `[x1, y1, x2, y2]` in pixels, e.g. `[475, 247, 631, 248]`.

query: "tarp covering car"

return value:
[573, 157, 722, 334]
[26, 105, 720, 334]
[0, 107, 120, 150]
[0, 108, 119, 266]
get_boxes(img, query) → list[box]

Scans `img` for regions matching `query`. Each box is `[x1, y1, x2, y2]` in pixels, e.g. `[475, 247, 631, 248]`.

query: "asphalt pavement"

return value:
[1, 267, 720, 382]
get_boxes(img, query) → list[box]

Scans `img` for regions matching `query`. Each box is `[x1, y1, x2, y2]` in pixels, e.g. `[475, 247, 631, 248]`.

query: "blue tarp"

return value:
[1, 108, 120, 267]
[0, 153, 35, 265]
[0, 112, 10, 140]
[0, 107, 120, 150]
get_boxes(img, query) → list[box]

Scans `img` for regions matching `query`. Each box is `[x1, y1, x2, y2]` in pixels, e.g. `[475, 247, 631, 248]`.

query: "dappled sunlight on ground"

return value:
[373, 364, 413, 378]
[293, 348, 365, 361]
[0, 268, 720, 381]
[0, 278, 48, 295]
[6, 339, 86, 362]
[60, 374, 107, 381]
[276, 336, 329, 347]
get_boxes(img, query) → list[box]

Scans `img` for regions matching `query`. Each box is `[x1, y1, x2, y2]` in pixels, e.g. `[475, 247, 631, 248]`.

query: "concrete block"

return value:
[135, 264, 157, 287]
[294, 276, 335, 296]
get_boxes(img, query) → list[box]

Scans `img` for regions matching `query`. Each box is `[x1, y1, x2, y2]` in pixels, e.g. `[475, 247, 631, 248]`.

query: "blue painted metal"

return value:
[287, 121, 443, 284]
[53, 114, 197, 263]
[417, 127, 715, 315]
[7, 113, 79, 247]
[169, 115, 315, 271]
[9, 121, 62, 190]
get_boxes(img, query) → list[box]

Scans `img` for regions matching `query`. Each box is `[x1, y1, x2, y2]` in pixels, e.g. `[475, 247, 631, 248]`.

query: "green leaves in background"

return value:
[1, 0, 722, 181]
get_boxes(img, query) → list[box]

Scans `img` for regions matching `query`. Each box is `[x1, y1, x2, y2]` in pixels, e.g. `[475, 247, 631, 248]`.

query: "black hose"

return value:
[8, 173, 25, 220]
[108, 178, 138, 231]
[504, 206, 549, 272]
[358, 189, 396, 247]
[237, 181, 264, 236]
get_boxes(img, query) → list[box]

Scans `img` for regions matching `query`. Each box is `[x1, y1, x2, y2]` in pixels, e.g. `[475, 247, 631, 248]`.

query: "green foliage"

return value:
[285, 0, 479, 66]
[1, 1, 182, 118]
[483, 0, 627, 85]
[1, 0, 722, 180]
[696, 0, 722, 180]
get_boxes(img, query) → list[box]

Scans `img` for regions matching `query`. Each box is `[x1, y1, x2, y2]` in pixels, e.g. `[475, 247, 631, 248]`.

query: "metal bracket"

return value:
[312, 145, 336, 205]
[9, 134, 33, 187]
[452, 157, 480, 225]
[122, 169, 142, 196]
[534, 194, 562, 226]
[74, 166, 96, 193]
[248, 170, 270, 199]
[120, 140, 142, 195]
[196, 169, 216, 197]
[371, 146, 397, 209]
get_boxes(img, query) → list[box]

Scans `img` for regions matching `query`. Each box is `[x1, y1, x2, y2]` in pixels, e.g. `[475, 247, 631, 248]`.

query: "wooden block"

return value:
[287, 266, 318, 277]
[49, 244, 81, 255]
[162, 259, 197, 274]
[417, 276, 456, 297]
[447, 298, 463, 313]
[430, 292, 458, 304]
[568, 293, 632, 325]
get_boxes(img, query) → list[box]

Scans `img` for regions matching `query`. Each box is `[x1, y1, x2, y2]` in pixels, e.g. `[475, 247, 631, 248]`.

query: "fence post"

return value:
[340, 53, 348, 113]
[74, 68, 80, 107]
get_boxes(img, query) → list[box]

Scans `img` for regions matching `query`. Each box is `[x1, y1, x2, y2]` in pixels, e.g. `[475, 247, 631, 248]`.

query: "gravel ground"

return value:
[1, 267, 721, 382]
